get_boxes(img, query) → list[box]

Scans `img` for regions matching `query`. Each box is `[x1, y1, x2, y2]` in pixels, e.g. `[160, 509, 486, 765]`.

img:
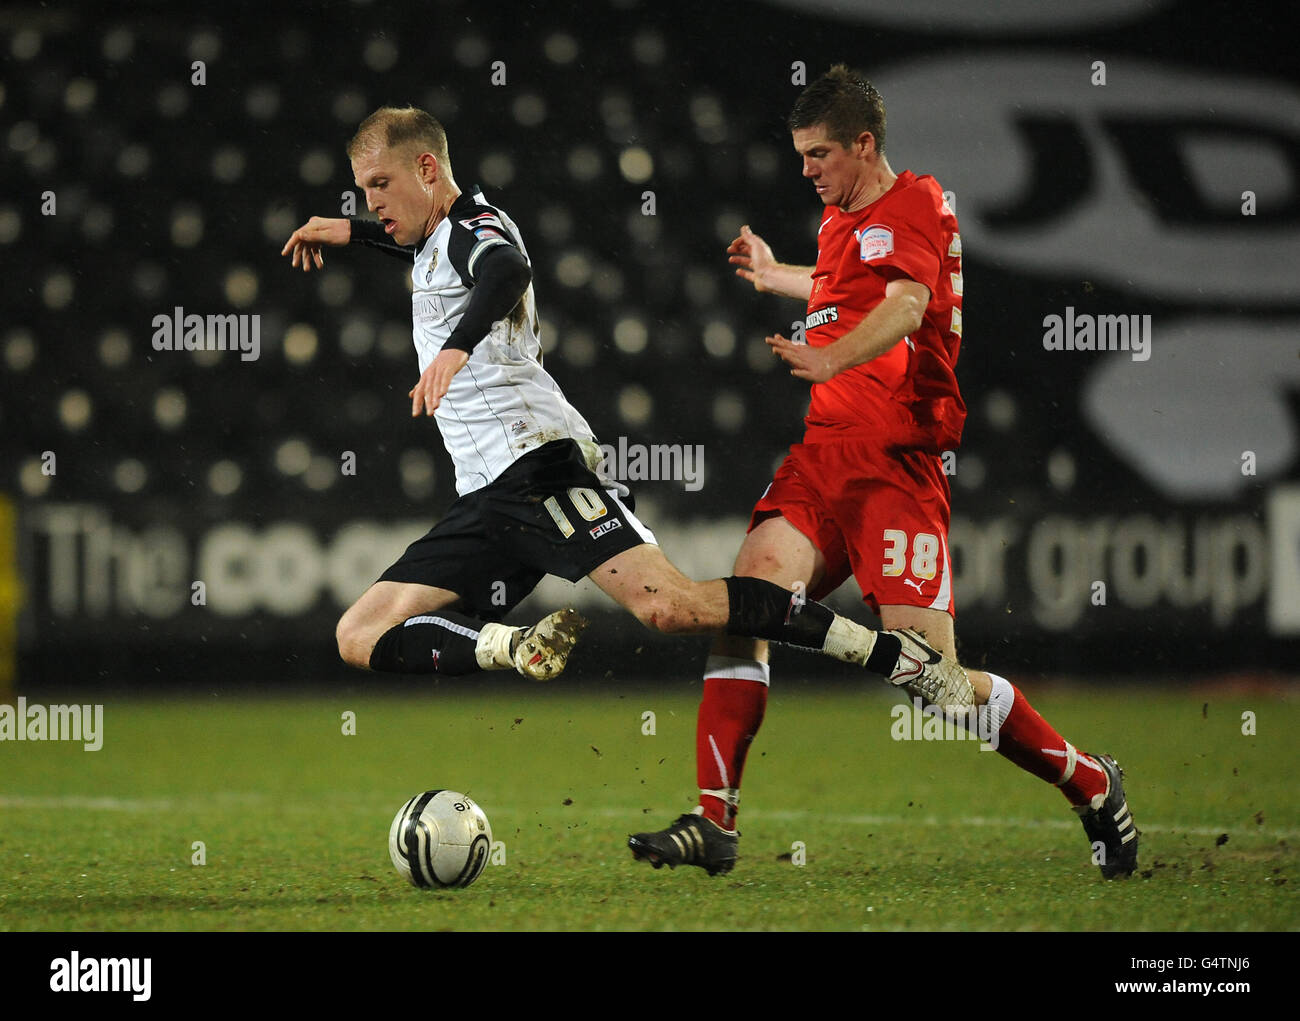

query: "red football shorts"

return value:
[749, 437, 955, 616]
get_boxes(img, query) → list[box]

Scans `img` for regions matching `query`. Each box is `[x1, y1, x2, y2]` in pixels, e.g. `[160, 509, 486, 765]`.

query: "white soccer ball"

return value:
[388, 790, 493, 889]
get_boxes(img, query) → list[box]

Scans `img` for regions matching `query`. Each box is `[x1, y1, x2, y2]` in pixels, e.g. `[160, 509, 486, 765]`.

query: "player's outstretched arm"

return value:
[727, 224, 814, 300]
[280, 216, 351, 272]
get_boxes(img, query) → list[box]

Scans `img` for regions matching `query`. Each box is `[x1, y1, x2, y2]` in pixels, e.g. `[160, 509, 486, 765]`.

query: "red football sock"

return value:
[696, 668, 768, 830]
[995, 680, 1108, 807]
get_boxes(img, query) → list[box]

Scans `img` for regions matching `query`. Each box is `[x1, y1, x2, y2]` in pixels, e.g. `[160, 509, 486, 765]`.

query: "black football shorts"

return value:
[378, 439, 655, 620]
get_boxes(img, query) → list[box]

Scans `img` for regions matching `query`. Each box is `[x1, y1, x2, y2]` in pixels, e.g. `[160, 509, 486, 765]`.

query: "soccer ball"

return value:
[388, 790, 493, 889]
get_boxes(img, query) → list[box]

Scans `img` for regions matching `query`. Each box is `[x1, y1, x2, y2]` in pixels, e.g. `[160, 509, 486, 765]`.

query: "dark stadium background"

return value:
[2, 0, 1297, 694]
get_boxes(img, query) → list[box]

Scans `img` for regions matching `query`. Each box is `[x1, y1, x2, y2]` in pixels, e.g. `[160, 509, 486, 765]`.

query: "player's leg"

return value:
[515, 440, 953, 693]
[627, 505, 974, 874]
[337, 578, 585, 681]
[692, 516, 826, 832]
[585, 544, 726, 632]
[877, 603, 1138, 877]
[844, 445, 1136, 876]
[336, 578, 462, 669]
[336, 483, 589, 682]
[497, 438, 967, 708]
[626, 515, 825, 873]
[872, 604, 991, 704]
[543, 471, 838, 651]
[589, 540, 958, 697]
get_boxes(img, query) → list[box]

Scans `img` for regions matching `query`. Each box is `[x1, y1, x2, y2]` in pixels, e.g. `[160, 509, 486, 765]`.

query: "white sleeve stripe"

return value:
[467, 237, 513, 277]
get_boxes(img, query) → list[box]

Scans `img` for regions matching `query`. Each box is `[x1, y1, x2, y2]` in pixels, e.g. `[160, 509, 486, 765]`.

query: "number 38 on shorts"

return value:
[881, 528, 940, 580]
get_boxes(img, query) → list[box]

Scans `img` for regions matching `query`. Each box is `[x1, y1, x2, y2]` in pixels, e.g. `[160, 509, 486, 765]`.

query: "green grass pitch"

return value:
[1, 683, 1296, 931]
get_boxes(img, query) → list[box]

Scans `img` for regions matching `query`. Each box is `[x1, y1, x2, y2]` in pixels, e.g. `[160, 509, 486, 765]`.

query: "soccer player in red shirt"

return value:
[630, 66, 1138, 879]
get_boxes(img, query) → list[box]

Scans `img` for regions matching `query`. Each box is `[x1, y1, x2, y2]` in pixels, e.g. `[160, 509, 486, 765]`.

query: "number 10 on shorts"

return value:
[544, 487, 609, 537]
[882, 529, 939, 580]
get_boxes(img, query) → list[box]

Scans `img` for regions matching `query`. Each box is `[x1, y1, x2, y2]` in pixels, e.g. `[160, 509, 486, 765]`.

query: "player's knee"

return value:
[731, 551, 784, 580]
[335, 614, 376, 669]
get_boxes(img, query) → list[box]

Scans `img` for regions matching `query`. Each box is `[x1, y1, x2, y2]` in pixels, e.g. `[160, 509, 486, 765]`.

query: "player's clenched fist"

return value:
[409, 348, 470, 416]
[280, 216, 351, 272]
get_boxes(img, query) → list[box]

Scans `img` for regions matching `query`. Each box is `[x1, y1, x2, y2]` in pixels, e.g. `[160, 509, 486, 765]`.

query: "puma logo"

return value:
[903, 578, 925, 595]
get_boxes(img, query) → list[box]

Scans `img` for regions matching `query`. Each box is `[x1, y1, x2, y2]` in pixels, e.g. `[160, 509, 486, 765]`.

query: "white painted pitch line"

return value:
[3, 795, 1295, 842]
[0, 795, 176, 812]
[0, 793, 268, 813]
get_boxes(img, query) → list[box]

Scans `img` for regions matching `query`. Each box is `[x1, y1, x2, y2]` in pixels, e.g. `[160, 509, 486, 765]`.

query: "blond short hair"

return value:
[347, 106, 451, 169]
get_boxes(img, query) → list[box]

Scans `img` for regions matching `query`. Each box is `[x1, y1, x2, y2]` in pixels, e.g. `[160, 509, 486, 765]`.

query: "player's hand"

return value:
[727, 224, 777, 292]
[766, 333, 840, 383]
[409, 348, 470, 416]
[280, 216, 351, 273]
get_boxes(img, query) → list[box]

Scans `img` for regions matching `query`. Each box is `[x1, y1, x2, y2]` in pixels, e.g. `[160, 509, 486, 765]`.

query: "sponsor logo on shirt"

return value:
[589, 519, 623, 539]
[415, 296, 443, 324]
[805, 305, 839, 329]
[856, 224, 895, 262]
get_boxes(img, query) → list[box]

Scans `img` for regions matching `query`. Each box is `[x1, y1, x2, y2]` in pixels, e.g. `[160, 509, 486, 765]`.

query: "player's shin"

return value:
[973, 673, 1108, 807]
[723, 575, 895, 666]
[722, 577, 970, 707]
[369, 610, 485, 675]
[696, 659, 769, 830]
[367, 609, 586, 681]
[723, 575, 836, 647]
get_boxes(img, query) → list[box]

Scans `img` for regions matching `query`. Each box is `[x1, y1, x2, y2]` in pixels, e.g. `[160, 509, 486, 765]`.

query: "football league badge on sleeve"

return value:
[857, 224, 895, 262]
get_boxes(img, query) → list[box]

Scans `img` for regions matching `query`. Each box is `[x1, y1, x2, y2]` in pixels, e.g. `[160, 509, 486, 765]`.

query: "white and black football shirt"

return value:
[394, 189, 607, 495]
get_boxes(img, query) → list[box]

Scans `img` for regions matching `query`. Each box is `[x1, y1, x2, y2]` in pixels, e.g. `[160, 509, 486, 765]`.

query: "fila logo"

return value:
[589, 519, 623, 539]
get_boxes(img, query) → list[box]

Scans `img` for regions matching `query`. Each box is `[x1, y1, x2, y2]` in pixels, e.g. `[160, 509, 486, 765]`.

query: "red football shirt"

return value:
[802, 170, 965, 453]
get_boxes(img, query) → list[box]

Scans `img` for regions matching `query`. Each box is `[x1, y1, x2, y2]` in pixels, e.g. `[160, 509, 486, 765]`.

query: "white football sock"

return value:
[475, 622, 519, 670]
